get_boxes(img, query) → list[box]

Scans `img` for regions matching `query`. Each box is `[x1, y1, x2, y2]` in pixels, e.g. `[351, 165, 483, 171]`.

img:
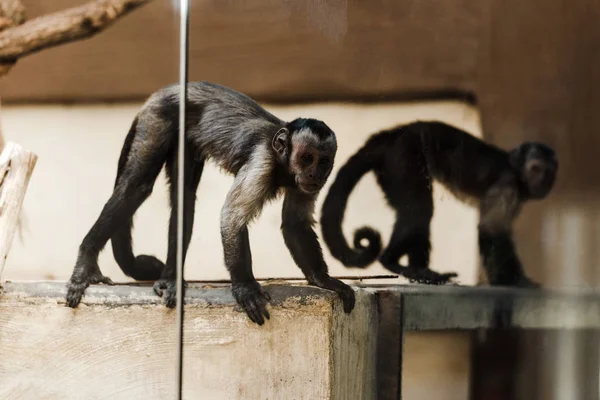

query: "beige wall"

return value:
[2, 100, 481, 284]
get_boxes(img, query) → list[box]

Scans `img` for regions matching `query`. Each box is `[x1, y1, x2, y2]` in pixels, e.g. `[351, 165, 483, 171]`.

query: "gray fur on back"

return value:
[139, 81, 285, 174]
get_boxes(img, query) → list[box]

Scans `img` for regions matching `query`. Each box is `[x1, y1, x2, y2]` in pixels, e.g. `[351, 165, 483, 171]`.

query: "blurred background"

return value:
[1, 0, 599, 399]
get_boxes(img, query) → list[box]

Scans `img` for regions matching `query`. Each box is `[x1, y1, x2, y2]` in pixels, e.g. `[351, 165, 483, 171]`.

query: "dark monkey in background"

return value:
[320, 121, 558, 287]
[66, 81, 354, 325]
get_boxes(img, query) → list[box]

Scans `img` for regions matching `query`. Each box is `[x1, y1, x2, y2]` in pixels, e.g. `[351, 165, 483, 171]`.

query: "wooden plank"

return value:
[0, 282, 376, 400]
[0, 141, 37, 278]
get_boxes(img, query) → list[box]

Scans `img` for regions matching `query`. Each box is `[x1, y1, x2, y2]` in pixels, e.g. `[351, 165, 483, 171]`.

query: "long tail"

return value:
[320, 132, 391, 268]
[110, 116, 165, 280]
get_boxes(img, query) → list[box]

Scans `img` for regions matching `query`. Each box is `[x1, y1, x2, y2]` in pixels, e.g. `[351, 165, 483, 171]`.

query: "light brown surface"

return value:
[403, 332, 472, 400]
[0, 0, 483, 102]
[0, 284, 376, 399]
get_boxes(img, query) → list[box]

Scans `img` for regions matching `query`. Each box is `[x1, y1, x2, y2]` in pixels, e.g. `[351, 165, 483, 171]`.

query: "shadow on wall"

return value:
[3, 100, 481, 285]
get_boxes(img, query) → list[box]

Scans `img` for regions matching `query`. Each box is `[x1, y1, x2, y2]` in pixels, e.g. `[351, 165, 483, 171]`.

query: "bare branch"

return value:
[0, 60, 12, 75]
[0, 0, 150, 61]
[0, 0, 26, 27]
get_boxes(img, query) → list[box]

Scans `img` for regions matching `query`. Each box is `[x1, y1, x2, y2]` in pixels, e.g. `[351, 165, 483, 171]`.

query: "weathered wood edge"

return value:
[4, 281, 600, 330]
[0, 280, 339, 308]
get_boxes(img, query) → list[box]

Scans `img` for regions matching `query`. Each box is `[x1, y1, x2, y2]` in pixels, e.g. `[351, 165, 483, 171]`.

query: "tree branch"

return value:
[0, 0, 150, 64]
[0, 0, 26, 28]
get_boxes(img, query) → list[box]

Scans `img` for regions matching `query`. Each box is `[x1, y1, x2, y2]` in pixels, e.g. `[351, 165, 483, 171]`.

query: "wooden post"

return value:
[0, 141, 37, 278]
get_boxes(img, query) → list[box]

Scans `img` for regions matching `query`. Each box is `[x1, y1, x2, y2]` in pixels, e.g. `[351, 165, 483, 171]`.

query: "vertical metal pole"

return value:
[176, 0, 189, 398]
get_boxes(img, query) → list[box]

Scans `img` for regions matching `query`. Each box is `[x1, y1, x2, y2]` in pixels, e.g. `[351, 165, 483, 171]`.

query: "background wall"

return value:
[2, 99, 481, 400]
[2, 100, 481, 285]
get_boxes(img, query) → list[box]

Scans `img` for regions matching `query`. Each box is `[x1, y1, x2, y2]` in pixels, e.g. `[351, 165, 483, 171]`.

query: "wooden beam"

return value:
[0, 282, 377, 399]
[0, 141, 37, 278]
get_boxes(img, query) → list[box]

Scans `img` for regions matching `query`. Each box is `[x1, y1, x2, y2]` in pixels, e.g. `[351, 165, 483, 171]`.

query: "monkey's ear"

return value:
[272, 128, 289, 156]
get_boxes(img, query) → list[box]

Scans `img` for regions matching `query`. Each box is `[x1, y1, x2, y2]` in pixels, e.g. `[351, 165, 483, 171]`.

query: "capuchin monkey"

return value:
[320, 121, 558, 287]
[66, 81, 354, 325]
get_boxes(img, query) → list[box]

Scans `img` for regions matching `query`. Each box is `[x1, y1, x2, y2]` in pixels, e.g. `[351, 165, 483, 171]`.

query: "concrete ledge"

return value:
[0, 281, 376, 400]
[364, 284, 600, 330]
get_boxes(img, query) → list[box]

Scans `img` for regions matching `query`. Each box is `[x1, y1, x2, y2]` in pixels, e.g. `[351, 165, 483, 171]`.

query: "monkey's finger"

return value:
[253, 297, 270, 322]
[244, 299, 265, 325]
[153, 283, 164, 297]
[260, 302, 270, 320]
[99, 277, 115, 285]
[254, 293, 271, 320]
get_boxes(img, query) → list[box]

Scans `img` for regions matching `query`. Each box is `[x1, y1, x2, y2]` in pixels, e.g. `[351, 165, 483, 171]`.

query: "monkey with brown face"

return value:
[320, 121, 558, 287]
[65, 81, 354, 325]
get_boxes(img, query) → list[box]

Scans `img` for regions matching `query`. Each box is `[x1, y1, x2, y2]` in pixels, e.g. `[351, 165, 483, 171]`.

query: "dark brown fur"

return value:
[320, 121, 558, 286]
[66, 81, 354, 325]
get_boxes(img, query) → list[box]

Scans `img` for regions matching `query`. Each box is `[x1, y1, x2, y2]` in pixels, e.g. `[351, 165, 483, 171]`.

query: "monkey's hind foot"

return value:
[153, 279, 186, 308]
[515, 275, 541, 289]
[386, 265, 458, 285]
[310, 275, 356, 314]
[232, 281, 271, 325]
[66, 272, 114, 308]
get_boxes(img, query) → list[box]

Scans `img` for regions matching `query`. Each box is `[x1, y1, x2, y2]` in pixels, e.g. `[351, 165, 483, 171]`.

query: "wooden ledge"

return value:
[0, 280, 376, 399]
[1, 280, 339, 308]
[3, 280, 600, 330]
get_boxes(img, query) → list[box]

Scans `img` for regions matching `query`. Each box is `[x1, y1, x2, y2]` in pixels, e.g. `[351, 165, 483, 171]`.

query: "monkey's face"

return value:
[273, 119, 338, 194]
[515, 143, 558, 199]
[289, 137, 336, 194]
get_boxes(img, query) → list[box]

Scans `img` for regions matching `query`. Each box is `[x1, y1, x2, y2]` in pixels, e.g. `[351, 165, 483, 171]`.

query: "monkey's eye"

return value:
[319, 157, 330, 165]
[301, 154, 314, 164]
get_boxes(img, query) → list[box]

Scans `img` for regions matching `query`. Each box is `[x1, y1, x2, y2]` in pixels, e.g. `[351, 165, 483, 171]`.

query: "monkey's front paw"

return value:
[66, 282, 87, 308]
[310, 276, 356, 314]
[65, 273, 114, 308]
[153, 279, 185, 308]
[232, 282, 271, 326]
[336, 283, 356, 314]
[516, 276, 540, 289]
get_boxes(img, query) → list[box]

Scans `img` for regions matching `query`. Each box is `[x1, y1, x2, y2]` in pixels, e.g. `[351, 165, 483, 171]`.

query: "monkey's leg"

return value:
[379, 222, 457, 285]
[479, 184, 539, 288]
[153, 157, 205, 308]
[282, 190, 355, 314]
[228, 226, 273, 324]
[218, 159, 278, 325]
[478, 230, 539, 288]
[66, 179, 156, 307]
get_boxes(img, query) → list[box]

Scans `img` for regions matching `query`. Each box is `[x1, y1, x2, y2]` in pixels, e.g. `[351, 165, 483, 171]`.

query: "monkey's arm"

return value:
[221, 156, 273, 325]
[478, 181, 538, 287]
[281, 189, 355, 313]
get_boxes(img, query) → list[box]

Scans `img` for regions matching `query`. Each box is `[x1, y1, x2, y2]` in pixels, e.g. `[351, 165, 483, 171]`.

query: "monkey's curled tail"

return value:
[320, 135, 387, 268]
[111, 116, 165, 281]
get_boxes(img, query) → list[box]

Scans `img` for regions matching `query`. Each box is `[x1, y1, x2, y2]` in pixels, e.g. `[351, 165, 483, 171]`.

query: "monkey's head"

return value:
[272, 118, 337, 194]
[510, 142, 558, 199]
